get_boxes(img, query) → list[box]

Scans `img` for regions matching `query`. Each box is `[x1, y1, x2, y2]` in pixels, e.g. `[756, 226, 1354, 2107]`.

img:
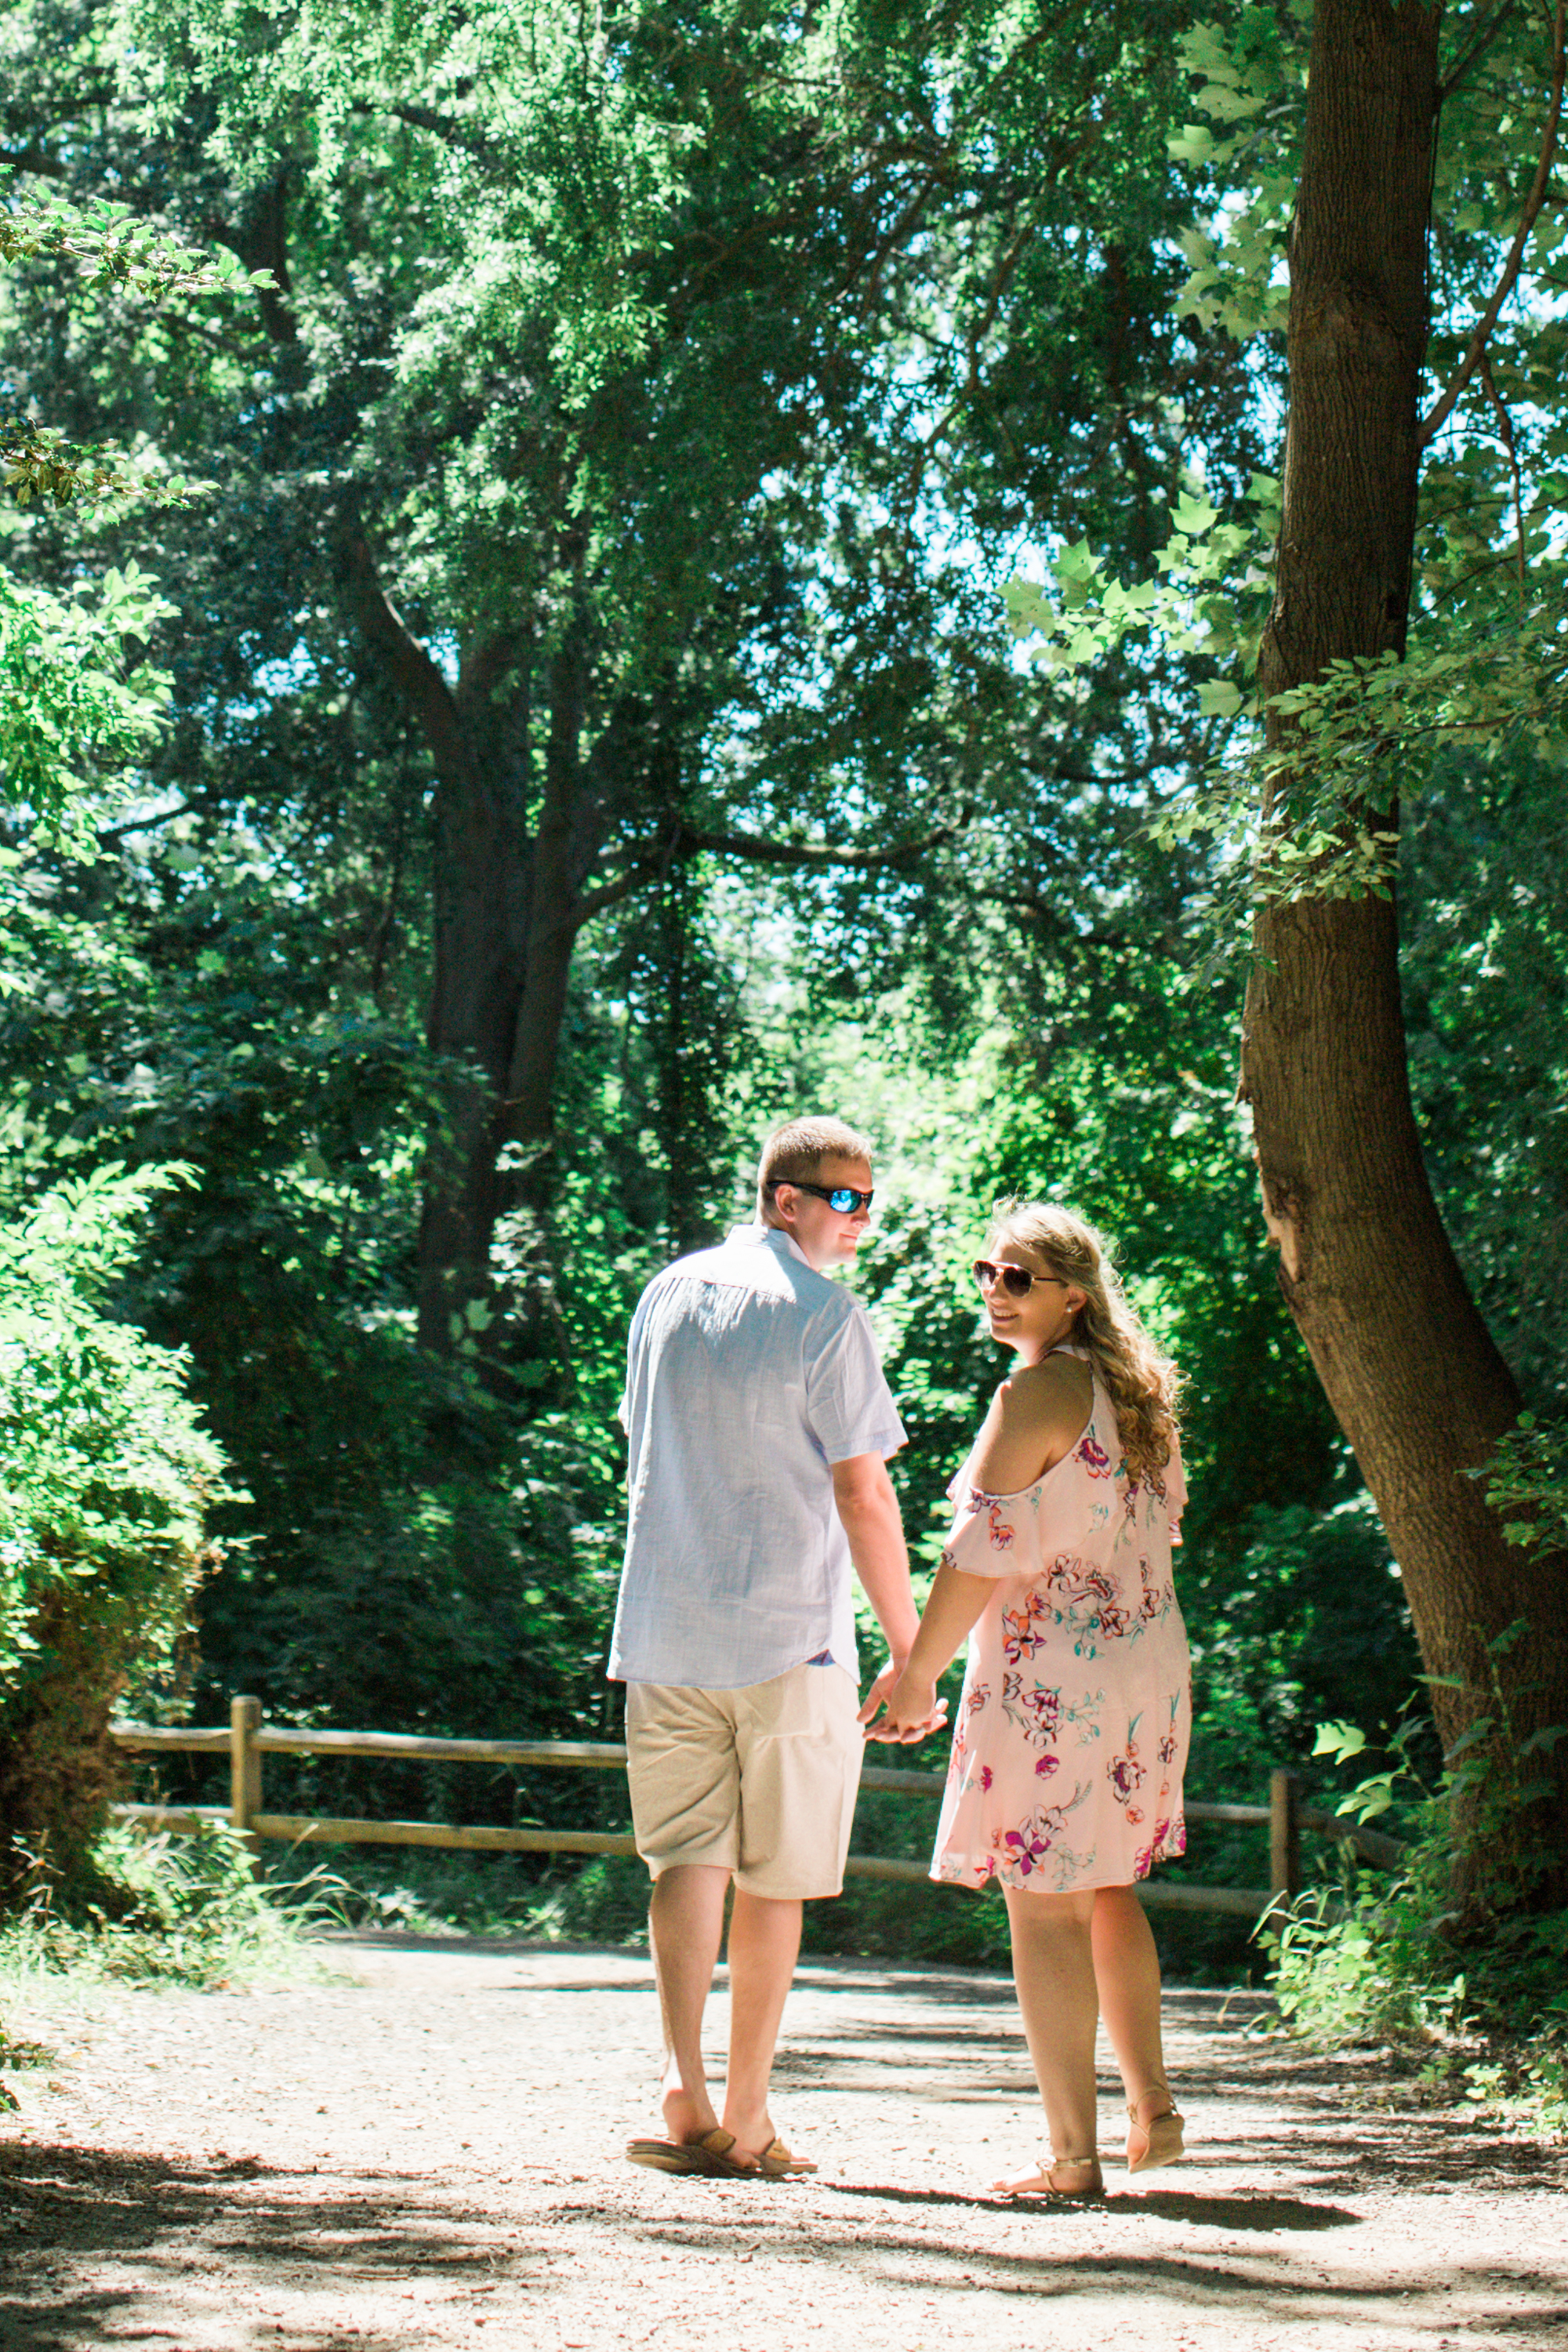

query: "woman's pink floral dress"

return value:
[930, 1348, 1190, 1895]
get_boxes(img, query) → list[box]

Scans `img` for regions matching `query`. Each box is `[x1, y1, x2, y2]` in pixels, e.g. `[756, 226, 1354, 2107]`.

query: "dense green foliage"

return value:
[1266, 1652, 1568, 2132]
[0, 1163, 223, 1894]
[0, 2, 1561, 2046]
[0, 1819, 332, 1991]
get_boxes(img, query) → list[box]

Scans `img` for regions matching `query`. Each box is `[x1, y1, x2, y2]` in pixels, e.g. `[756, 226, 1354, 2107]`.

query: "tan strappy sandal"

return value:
[992, 2153, 1105, 2201]
[1126, 2082, 1185, 2173]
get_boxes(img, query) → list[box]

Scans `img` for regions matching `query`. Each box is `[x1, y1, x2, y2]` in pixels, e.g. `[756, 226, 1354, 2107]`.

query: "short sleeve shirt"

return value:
[608, 1225, 906, 1689]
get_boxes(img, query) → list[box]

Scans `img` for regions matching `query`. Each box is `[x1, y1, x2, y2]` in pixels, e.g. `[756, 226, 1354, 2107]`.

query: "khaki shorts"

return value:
[625, 1661, 863, 1900]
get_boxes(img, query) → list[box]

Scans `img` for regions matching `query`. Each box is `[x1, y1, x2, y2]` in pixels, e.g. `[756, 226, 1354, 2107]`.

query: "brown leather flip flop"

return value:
[625, 2127, 759, 2177]
[753, 2138, 818, 2177]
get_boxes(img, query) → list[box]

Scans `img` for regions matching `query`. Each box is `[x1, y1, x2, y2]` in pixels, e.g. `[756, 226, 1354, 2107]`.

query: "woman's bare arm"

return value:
[860, 1557, 993, 1742]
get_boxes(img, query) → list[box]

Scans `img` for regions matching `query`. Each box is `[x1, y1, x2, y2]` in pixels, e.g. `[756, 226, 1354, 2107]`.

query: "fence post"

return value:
[1269, 1767, 1301, 1917]
[230, 1695, 263, 1846]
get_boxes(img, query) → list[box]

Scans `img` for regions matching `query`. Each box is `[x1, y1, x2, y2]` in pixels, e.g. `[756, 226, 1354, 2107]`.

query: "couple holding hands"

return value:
[610, 1116, 1189, 2200]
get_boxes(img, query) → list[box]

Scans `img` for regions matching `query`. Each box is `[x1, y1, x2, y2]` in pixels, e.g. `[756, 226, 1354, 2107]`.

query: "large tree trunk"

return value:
[415, 635, 535, 1358]
[416, 636, 617, 1366]
[1241, 0, 1568, 1900]
[338, 535, 610, 1368]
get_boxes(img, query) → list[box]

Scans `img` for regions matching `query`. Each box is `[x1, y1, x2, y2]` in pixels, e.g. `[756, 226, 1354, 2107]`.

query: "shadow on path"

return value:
[5, 1947, 1566, 2352]
[820, 2178, 1360, 2228]
[0, 2140, 536, 2352]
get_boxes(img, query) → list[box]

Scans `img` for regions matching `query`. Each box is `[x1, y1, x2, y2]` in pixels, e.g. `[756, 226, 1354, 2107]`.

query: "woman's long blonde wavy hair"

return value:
[987, 1201, 1182, 1486]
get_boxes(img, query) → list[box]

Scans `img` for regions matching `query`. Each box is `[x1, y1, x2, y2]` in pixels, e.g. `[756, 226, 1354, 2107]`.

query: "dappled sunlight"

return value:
[2, 1943, 1563, 2350]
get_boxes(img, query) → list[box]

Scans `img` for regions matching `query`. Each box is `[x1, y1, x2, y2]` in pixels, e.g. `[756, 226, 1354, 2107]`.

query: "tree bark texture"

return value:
[337, 531, 610, 1364]
[0, 1590, 122, 1905]
[1243, 0, 1568, 1894]
[225, 183, 592, 1376]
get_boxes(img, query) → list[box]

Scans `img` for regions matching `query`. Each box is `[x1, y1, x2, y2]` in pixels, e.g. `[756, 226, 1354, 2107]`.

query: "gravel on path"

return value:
[0, 1935, 1563, 2352]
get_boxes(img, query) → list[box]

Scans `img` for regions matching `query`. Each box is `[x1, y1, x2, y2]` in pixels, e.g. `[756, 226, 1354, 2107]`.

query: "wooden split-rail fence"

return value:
[109, 1697, 1404, 1923]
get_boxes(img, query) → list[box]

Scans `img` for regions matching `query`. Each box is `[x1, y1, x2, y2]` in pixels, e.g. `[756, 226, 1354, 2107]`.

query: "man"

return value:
[611, 1116, 940, 2179]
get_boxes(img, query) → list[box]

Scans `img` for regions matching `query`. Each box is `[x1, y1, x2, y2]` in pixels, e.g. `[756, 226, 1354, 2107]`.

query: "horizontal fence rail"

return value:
[110, 1695, 1406, 1924]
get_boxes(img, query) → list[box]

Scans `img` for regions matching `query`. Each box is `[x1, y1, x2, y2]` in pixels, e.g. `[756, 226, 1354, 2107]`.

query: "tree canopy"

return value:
[0, 0, 1563, 1967]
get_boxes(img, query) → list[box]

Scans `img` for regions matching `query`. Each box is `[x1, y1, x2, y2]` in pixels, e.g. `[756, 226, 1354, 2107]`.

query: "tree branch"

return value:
[0, 144, 71, 181]
[334, 517, 467, 775]
[96, 797, 202, 848]
[238, 169, 301, 350]
[1479, 347, 1527, 602]
[1018, 758, 1176, 786]
[1420, 0, 1566, 448]
[1439, 2, 1519, 99]
[673, 812, 965, 870]
[350, 97, 499, 166]
[570, 808, 968, 927]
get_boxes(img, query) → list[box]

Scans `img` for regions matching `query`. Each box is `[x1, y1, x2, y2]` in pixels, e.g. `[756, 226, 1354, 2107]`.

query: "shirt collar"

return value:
[728, 1221, 813, 1271]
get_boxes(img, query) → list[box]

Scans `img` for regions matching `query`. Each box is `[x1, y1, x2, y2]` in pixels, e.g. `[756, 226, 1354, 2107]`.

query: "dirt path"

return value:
[1, 1936, 1564, 2351]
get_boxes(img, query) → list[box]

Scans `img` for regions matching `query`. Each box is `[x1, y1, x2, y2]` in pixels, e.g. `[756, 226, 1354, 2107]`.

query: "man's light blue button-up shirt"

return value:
[608, 1225, 906, 1690]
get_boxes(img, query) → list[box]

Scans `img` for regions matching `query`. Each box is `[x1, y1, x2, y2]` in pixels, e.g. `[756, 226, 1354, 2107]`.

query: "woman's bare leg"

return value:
[1089, 1885, 1167, 2103]
[1091, 1885, 1181, 2160]
[999, 1884, 1100, 2187]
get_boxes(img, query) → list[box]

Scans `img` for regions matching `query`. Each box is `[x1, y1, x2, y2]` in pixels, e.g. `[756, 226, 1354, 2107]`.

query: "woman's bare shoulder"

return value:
[1002, 1352, 1092, 1418]
[973, 1356, 1093, 1491]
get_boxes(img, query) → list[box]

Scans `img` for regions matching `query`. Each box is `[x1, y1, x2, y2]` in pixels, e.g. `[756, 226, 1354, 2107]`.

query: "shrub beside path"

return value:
[1, 1936, 1564, 2350]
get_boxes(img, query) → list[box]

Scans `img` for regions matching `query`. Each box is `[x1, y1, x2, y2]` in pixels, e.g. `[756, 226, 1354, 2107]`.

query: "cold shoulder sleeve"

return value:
[1162, 1433, 1187, 1544]
[940, 1481, 1035, 1580]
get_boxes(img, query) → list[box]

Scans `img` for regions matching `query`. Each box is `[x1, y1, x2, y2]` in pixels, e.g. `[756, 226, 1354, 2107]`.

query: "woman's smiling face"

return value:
[978, 1240, 1085, 1361]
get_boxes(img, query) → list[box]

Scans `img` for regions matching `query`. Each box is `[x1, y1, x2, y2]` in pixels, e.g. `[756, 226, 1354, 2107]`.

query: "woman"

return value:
[867, 1202, 1190, 2200]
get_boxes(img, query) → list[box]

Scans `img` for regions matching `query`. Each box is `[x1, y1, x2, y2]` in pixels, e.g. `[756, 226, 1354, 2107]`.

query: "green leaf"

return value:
[1172, 494, 1220, 538]
[1167, 124, 1215, 162]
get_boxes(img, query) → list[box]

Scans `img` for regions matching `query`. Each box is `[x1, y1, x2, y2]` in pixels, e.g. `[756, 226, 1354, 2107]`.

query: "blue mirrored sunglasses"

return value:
[765, 1178, 874, 1214]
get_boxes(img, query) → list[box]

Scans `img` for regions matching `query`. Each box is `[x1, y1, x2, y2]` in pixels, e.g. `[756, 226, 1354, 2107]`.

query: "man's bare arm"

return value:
[831, 1453, 946, 1736]
[832, 1451, 915, 1648]
[862, 1558, 993, 1744]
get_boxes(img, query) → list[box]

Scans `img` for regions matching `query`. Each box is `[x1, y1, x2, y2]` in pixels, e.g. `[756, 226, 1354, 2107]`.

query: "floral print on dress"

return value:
[1136, 1556, 1164, 1624]
[1076, 1432, 1112, 1478]
[1108, 1716, 1147, 1825]
[1000, 1589, 1051, 1664]
[998, 1781, 1091, 1883]
[1033, 1550, 1142, 1660]
[979, 1494, 1016, 1551]
[1044, 1553, 1114, 1610]
[1049, 1842, 1098, 1891]
[1000, 1676, 1062, 1748]
[928, 1359, 1189, 1896]
[1133, 1817, 1188, 1881]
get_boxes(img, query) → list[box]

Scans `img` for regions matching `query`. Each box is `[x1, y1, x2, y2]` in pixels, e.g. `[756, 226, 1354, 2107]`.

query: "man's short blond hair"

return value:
[756, 1117, 875, 1221]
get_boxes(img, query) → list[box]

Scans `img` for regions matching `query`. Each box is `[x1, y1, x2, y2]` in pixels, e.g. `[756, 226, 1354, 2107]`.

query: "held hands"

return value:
[857, 1659, 949, 1746]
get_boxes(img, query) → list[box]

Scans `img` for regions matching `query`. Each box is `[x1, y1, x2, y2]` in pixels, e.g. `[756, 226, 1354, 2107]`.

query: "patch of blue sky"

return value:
[250, 645, 318, 702]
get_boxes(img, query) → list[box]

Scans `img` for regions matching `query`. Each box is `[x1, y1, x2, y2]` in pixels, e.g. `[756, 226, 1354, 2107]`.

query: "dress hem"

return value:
[929, 1863, 1185, 1896]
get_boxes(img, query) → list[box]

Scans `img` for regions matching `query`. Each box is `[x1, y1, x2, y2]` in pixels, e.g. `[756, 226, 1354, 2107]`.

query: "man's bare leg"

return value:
[648, 1864, 731, 2143]
[719, 1888, 802, 2161]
